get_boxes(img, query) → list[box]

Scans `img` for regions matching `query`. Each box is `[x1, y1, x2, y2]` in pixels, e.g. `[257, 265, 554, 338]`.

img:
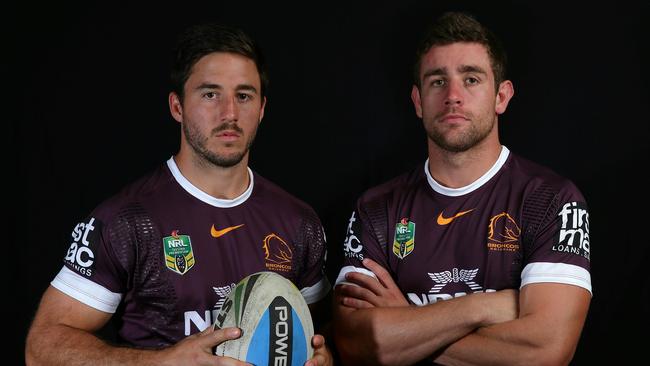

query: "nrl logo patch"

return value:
[163, 230, 195, 275]
[393, 218, 415, 259]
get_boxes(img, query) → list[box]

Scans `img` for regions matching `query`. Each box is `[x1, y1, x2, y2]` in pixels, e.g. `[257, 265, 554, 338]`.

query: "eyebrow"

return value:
[458, 65, 487, 75]
[422, 67, 447, 80]
[422, 65, 488, 79]
[195, 83, 259, 94]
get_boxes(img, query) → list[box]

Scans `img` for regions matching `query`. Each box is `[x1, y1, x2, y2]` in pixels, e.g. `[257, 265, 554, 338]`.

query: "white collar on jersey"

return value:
[424, 145, 510, 197]
[166, 157, 254, 208]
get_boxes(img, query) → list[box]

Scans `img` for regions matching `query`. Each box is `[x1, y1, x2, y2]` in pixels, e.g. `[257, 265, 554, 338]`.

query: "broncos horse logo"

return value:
[263, 233, 293, 264]
[488, 212, 521, 243]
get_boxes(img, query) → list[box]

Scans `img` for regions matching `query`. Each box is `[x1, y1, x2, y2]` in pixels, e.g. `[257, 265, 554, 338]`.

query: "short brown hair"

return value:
[414, 12, 507, 90]
[170, 23, 268, 101]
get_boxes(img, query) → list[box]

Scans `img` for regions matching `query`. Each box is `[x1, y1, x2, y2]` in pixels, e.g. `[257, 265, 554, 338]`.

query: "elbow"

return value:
[336, 336, 395, 366]
[373, 348, 402, 366]
[520, 342, 577, 366]
[541, 347, 577, 366]
[523, 353, 573, 366]
[25, 347, 34, 366]
[25, 351, 38, 366]
[333, 316, 375, 365]
[334, 308, 395, 366]
[371, 325, 405, 366]
[25, 328, 42, 366]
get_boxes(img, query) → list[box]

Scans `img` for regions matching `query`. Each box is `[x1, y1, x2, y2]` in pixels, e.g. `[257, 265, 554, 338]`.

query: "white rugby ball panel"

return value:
[213, 272, 314, 365]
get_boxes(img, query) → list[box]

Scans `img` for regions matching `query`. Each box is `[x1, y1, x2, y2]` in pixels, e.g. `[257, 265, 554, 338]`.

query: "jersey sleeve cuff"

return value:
[521, 262, 592, 295]
[334, 265, 378, 286]
[51, 266, 123, 313]
[300, 276, 331, 304]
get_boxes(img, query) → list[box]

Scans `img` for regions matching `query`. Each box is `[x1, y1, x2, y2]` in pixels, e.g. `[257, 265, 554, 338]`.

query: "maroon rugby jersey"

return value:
[52, 158, 329, 347]
[335, 147, 591, 306]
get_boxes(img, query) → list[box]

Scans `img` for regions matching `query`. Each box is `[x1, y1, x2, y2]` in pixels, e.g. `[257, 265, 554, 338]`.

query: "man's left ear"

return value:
[259, 96, 267, 123]
[495, 80, 514, 115]
[169, 92, 183, 123]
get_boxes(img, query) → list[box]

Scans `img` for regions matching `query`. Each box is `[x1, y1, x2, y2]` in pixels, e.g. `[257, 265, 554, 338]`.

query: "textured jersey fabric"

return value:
[52, 158, 329, 347]
[336, 146, 591, 306]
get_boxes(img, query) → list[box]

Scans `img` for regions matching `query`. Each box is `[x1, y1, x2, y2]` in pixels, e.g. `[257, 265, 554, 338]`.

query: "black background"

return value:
[10, 1, 649, 364]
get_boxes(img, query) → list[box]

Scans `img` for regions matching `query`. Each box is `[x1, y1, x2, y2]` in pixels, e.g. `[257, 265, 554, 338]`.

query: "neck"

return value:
[174, 149, 250, 200]
[427, 132, 502, 189]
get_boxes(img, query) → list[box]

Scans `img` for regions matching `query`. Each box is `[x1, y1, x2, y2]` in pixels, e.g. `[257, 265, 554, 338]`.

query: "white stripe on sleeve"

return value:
[51, 266, 123, 313]
[521, 262, 592, 295]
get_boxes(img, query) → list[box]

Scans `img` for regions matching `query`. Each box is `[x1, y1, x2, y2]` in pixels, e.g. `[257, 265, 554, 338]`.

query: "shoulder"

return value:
[252, 171, 319, 219]
[506, 153, 586, 206]
[90, 163, 172, 224]
[358, 165, 424, 207]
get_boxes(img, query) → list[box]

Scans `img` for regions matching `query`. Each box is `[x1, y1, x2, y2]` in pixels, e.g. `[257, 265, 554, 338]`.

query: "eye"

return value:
[237, 93, 253, 102]
[431, 79, 446, 87]
[203, 92, 218, 99]
[465, 77, 480, 86]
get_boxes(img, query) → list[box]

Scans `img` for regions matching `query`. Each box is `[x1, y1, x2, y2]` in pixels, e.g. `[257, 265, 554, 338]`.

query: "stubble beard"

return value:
[183, 121, 257, 168]
[425, 111, 496, 153]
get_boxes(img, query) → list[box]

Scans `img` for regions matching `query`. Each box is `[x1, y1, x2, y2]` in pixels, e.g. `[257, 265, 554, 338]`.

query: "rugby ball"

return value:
[213, 271, 314, 365]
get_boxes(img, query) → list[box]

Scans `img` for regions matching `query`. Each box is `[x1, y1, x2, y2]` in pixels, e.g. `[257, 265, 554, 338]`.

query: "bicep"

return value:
[476, 282, 591, 355]
[31, 285, 113, 332]
[442, 283, 592, 365]
[518, 282, 591, 341]
[520, 282, 591, 313]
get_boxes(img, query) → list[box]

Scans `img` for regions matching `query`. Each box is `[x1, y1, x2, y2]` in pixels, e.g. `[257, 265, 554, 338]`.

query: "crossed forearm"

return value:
[334, 293, 504, 366]
[434, 283, 591, 366]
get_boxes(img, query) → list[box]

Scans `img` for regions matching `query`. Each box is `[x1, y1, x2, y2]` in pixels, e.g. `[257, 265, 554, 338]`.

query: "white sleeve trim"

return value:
[300, 276, 331, 304]
[334, 265, 378, 286]
[51, 266, 123, 313]
[521, 262, 592, 295]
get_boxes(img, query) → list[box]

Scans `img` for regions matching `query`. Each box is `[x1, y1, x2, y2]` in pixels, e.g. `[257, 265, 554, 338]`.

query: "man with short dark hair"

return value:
[26, 23, 332, 365]
[333, 12, 591, 365]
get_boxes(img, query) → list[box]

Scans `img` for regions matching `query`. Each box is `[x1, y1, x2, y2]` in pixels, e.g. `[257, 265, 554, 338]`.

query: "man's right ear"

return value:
[169, 92, 183, 123]
[411, 85, 423, 119]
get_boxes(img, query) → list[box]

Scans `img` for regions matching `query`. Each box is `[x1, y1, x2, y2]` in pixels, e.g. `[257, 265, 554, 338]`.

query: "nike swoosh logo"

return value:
[437, 209, 474, 225]
[210, 224, 245, 238]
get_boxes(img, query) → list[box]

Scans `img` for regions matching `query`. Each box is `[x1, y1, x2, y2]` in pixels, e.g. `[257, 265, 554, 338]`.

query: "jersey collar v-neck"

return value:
[424, 146, 510, 197]
[166, 157, 254, 208]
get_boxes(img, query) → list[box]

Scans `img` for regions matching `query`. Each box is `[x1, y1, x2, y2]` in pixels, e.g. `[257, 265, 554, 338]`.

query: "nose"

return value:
[444, 79, 463, 106]
[221, 96, 239, 122]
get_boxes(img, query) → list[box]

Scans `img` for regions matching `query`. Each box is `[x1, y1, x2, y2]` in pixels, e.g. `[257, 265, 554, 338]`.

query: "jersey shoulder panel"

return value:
[508, 153, 585, 201]
[358, 166, 424, 207]
[63, 164, 173, 291]
[89, 164, 174, 221]
[252, 172, 319, 217]
[508, 153, 591, 286]
[352, 166, 425, 255]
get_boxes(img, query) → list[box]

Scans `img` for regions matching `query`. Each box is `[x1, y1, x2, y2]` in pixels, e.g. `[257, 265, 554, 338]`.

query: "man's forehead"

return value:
[420, 43, 492, 76]
[423, 43, 490, 65]
[187, 52, 261, 87]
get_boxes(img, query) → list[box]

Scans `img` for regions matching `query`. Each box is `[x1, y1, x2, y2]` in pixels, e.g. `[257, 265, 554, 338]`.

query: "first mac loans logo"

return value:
[64, 217, 100, 277]
[343, 211, 363, 260]
[553, 202, 590, 260]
